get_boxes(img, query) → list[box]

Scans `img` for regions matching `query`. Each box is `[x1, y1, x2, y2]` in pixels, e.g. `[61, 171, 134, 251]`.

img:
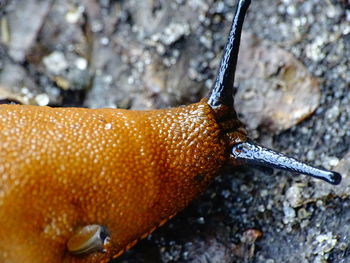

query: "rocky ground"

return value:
[0, 0, 349, 262]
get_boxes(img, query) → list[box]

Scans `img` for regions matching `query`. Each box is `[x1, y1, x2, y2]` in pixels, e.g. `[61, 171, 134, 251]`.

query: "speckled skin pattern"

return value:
[0, 101, 231, 263]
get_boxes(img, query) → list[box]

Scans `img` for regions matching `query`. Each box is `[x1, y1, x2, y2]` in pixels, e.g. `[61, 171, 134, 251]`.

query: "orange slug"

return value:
[0, 1, 341, 263]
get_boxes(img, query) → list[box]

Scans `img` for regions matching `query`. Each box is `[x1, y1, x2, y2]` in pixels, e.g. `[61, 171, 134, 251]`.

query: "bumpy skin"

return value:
[0, 101, 229, 263]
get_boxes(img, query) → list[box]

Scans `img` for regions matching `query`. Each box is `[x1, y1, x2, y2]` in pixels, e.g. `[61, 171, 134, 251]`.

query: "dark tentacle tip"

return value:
[327, 171, 342, 185]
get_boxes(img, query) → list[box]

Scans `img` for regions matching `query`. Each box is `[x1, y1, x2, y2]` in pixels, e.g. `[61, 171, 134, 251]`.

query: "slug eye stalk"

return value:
[208, 0, 251, 108]
[209, 0, 341, 185]
[231, 141, 342, 185]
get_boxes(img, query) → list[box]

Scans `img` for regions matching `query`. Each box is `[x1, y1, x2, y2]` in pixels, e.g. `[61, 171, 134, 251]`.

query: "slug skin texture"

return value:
[0, 101, 228, 263]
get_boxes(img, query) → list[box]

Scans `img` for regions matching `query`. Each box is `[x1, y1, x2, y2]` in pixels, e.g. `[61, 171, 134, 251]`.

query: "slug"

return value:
[0, 1, 341, 262]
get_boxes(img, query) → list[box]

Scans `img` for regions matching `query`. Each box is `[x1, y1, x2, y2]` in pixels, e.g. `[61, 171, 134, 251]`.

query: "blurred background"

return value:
[0, 0, 349, 262]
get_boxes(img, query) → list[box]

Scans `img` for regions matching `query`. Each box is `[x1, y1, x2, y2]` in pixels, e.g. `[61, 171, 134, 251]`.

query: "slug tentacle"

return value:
[208, 0, 251, 109]
[231, 141, 342, 185]
[206, 0, 341, 186]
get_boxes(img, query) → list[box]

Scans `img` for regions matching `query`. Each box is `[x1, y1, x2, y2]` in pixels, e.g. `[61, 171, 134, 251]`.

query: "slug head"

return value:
[208, 0, 341, 185]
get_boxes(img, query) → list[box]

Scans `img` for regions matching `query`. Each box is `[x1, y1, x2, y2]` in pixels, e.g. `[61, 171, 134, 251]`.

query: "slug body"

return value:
[0, 0, 341, 262]
[0, 101, 244, 263]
